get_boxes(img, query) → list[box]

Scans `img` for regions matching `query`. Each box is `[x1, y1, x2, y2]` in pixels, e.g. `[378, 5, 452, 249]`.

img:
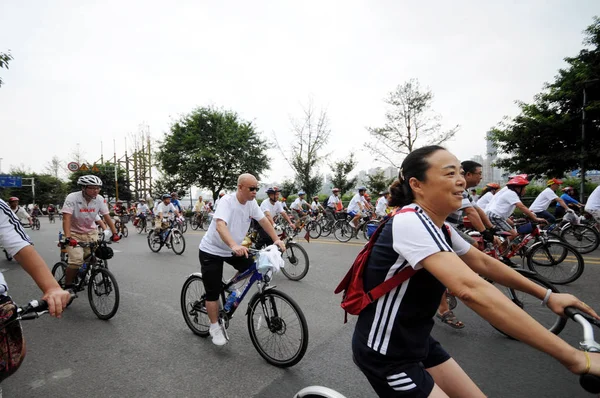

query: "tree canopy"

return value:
[490, 17, 600, 177]
[366, 170, 395, 196]
[329, 153, 358, 197]
[0, 50, 13, 87]
[156, 107, 270, 201]
[1, 170, 69, 206]
[366, 79, 459, 167]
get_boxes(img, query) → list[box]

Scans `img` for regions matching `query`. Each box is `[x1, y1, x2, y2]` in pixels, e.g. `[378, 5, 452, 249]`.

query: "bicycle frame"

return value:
[220, 261, 271, 318]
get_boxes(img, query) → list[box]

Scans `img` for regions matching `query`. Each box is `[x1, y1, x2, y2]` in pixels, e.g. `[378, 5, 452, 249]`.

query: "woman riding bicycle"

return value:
[351, 145, 600, 398]
[474, 182, 500, 212]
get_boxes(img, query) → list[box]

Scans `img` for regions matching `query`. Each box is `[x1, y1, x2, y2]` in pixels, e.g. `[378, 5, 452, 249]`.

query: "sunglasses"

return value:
[248, 186, 259, 192]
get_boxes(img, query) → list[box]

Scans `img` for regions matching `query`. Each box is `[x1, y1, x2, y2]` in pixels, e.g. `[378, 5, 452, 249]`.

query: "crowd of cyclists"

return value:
[1, 154, 600, 396]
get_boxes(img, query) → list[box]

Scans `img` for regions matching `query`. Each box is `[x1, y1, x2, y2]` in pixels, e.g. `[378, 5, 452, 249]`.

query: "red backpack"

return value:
[334, 208, 451, 323]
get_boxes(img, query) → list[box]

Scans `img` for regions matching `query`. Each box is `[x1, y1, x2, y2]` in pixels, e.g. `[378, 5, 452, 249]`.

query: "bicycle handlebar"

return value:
[564, 306, 600, 394]
[10, 290, 77, 323]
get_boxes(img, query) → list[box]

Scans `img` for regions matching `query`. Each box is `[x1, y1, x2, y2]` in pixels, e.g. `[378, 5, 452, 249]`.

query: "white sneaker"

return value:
[209, 326, 227, 346]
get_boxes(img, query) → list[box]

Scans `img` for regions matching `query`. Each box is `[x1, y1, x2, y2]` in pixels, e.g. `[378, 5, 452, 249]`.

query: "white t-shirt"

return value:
[260, 199, 285, 217]
[11, 206, 30, 224]
[311, 201, 322, 211]
[585, 186, 600, 211]
[375, 196, 388, 217]
[291, 198, 308, 211]
[137, 204, 150, 214]
[529, 187, 559, 213]
[347, 194, 366, 213]
[199, 194, 265, 257]
[62, 192, 110, 234]
[0, 199, 32, 258]
[392, 204, 471, 271]
[327, 194, 340, 209]
[476, 192, 494, 212]
[486, 187, 521, 219]
[156, 202, 177, 218]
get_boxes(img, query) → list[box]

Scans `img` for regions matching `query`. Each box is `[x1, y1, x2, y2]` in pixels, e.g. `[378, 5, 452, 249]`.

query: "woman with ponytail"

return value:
[352, 145, 599, 398]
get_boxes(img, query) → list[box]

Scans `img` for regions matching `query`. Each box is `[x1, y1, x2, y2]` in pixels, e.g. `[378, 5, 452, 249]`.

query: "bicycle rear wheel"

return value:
[559, 224, 600, 254]
[247, 289, 309, 368]
[170, 230, 186, 255]
[281, 242, 309, 281]
[88, 268, 120, 320]
[526, 240, 584, 284]
[333, 220, 353, 243]
[493, 270, 566, 337]
[180, 274, 210, 337]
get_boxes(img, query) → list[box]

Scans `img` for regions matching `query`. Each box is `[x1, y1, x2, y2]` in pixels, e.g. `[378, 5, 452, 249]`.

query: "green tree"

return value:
[0, 50, 13, 87]
[68, 163, 132, 203]
[490, 16, 600, 178]
[329, 153, 358, 196]
[156, 106, 270, 201]
[275, 100, 330, 198]
[152, 175, 187, 199]
[1, 170, 69, 206]
[280, 179, 296, 199]
[366, 79, 459, 167]
[366, 170, 395, 195]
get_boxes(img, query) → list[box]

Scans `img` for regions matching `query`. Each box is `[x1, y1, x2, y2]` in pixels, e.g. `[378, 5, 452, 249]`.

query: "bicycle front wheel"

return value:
[493, 270, 566, 337]
[281, 242, 309, 281]
[147, 230, 163, 252]
[559, 224, 600, 254]
[526, 240, 584, 284]
[307, 221, 321, 239]
[247, 289, 309, 368]
[52, 261, 68, 286]
[191, 217, 199, 230]
[88, 268, 120, 320]
[136, 219, 146, 234]
[121, 225, 129, 238]
[180, 274, 210, 337]
[333, 220, 353, 243]
[171, 230, 186, 255]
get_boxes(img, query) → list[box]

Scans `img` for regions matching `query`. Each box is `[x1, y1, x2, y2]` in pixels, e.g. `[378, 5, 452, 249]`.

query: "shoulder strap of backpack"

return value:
[362, 207, 418, 303]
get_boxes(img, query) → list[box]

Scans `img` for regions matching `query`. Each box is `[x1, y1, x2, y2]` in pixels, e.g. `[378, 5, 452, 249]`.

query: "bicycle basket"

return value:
[120, 215, 130, 224]
[335, 212, 348, 220]
[95, 244, 114, 260]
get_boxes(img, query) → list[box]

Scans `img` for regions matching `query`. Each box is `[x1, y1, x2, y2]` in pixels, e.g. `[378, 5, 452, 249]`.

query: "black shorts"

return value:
[352, 334, 450, 398]
[198, 249, 254, 301]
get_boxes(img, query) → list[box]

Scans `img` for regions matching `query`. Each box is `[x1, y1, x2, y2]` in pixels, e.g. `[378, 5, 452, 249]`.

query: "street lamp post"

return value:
[581, 79, 600, 202]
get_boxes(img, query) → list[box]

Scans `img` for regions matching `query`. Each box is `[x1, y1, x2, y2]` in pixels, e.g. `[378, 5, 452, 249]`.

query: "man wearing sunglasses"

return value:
[198, 173, 286, 346]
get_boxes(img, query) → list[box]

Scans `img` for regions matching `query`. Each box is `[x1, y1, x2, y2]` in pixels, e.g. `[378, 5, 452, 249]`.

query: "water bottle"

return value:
[224, 290, 239, 312]
[78, 263, 88, 279]
[58, 231, 63, 242]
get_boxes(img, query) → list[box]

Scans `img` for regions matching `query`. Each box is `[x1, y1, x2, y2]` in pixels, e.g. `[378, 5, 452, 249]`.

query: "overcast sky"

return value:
[1, 1, 599, 186]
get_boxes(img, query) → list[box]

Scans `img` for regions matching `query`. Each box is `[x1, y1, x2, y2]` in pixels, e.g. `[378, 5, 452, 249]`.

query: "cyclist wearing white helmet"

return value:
[290, 191, 309, 230]
[347, 186, 368, 229]
[61, 175, 120, 287]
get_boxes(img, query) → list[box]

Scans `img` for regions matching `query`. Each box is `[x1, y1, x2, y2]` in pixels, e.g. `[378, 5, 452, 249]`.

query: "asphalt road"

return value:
[1, 219, 599, 397]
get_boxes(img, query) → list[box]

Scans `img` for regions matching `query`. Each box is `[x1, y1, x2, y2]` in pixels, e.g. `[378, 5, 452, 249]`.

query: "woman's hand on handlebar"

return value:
[42, 287, 72, 318]
[231, 244, 249, 258]
[547, 293, 600, 321]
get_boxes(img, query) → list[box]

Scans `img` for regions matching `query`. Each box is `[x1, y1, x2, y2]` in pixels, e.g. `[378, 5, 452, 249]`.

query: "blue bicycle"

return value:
[180, 248, 309, 367]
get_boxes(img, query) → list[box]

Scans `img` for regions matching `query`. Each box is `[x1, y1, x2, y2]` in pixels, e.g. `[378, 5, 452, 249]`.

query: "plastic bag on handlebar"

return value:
[256, 245, 284, 275]
[0, 295, 25, 383]
[564, 211, 579, 225]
